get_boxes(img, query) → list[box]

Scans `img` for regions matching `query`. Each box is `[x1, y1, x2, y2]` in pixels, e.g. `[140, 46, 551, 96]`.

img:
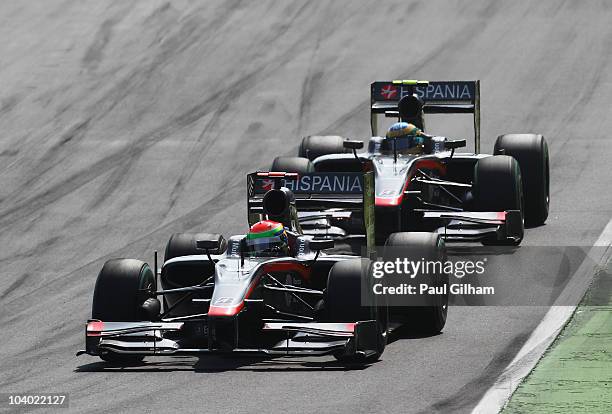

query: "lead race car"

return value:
[272, 80, 550, 245]
[78, 170, 448, 364]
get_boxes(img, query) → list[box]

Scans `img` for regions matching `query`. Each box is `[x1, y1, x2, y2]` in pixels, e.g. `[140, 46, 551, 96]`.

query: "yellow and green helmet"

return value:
[386, 122, 423, 138]
[384, 122, 425, 152]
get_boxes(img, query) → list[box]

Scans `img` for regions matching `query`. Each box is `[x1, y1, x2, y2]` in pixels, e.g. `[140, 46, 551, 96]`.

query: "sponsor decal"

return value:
[373, 81, 475, 102]
[254, 173, 363, 194]
[413, 82, 473, 101]
[261, 179, 275, 191]
[380, 84, 398, 100]
[297, 238, 307, 256]
[227, 239, 241, 256]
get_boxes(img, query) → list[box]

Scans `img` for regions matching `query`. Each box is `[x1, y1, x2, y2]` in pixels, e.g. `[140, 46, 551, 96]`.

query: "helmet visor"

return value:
[244, 234, 288, 257]
[381, 135, 421, 152]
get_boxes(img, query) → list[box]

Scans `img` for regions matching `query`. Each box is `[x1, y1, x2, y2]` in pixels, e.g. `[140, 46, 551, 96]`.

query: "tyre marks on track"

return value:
[0, 2, 332, 230]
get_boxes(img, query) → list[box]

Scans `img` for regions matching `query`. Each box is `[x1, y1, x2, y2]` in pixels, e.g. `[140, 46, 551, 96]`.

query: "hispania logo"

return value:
[282, 174, 363, 193]
[410, 83, 473, 100]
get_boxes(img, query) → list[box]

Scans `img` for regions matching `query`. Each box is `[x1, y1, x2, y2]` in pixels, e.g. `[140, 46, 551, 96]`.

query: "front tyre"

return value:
[92, 259, 157, 364]
[384, 232, 448, 334]
[473, 155, 524, 245]
[326, 259, 387, 362]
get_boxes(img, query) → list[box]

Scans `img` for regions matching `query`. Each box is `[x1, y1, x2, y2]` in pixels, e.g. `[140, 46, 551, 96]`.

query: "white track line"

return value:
[472, 218, 612, 414]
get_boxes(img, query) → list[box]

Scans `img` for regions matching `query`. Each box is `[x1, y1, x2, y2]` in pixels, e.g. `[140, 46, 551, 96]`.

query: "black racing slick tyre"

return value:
[326, 259, 387, 362]
[91, 259, 157, 364]
[494, 134, 549, 226]
[270, 156, 314, 175]
[298, 135, 348, 161]
[384, 232, 448, 334]
[473, 155, 524, 245]
[164, 233, 226, 261]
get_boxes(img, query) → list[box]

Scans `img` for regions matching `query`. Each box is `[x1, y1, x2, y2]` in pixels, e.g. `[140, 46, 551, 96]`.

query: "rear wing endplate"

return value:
[370, 80, 481, 153]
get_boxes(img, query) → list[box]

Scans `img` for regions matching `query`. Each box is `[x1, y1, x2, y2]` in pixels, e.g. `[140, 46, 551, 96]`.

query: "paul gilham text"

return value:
[373, 283, 495, 295]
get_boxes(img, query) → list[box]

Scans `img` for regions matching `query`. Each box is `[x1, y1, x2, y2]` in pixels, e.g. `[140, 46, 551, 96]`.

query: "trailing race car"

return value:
[78, 171, 448, 365]
[271, 80, 549, 245]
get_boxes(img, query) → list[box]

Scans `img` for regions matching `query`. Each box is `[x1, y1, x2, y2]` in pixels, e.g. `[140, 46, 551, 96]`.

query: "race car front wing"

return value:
[77, 319, 380, 359]
[422, 210, 523, 243]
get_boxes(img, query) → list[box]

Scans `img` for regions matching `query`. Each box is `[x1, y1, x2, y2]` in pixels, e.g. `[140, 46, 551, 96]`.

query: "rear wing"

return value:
[247, 171, 375, 254]
[370, 80, 481, 153]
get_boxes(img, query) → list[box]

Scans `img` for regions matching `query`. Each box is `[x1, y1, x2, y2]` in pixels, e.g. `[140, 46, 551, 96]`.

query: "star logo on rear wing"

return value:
[261, 179, 275, 191]
[380, 84, 398, 100]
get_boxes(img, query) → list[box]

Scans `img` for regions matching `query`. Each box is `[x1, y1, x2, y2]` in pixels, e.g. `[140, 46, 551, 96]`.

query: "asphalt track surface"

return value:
[1, 1, 611, 413]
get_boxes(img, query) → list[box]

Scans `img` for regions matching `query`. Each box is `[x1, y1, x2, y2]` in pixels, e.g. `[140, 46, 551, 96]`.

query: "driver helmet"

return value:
[383, 122, 425, 154]
[244, 220, 289, 257]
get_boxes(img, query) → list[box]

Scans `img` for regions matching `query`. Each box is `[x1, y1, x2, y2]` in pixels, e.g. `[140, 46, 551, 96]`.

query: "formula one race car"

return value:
[78, 171, 448, 365]
[271, 80, 549, 245]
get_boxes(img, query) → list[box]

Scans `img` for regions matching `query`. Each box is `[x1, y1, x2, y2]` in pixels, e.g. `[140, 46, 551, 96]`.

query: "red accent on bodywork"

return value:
[208, 304, 244, 317]
[375, 195, 403, 207]
[208, 273, 263, 317]
[496, 211, 507, 220]
[261, 262, 312, 281]
[344, 323, 356, 332]
[86, 320, 104, 336]
[413, 159, 447, 174]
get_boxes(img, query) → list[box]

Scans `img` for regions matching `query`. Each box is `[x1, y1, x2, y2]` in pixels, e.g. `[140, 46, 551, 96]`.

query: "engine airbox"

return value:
[263, 188, 291, 216]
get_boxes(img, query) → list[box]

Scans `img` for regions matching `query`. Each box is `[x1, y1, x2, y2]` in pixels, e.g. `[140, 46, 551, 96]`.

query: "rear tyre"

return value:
[384, 232, 448, 334]
[299, 135, 348, 161]
[270, 156, 314, 175]
[494, 134, 549, 226]
[164, 233, 226, 262]
[473, 155, 524, 245]
[326, 259, 387, 362]
[92, 259, 157, 364]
